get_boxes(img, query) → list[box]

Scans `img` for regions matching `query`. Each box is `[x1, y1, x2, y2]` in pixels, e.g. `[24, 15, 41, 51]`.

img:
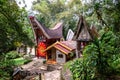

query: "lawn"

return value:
[13, 57, 32, 66]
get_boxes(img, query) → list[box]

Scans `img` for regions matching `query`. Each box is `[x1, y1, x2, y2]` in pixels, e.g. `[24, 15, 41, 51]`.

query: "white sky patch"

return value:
[16, 0, 35, 10]
[81, 0, 91, 4]
[25, 0, 35, 10]
[16, 0, 91, 10]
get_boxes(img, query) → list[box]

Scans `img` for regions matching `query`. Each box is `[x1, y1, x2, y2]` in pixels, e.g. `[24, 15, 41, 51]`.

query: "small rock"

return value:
[58, 66, 62, 70]
[39, 66, 47, 70]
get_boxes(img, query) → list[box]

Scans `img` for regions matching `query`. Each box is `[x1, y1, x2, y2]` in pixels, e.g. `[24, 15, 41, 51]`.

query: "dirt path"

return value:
[20, 58, 63, 80]
[21, 58, 44, 70]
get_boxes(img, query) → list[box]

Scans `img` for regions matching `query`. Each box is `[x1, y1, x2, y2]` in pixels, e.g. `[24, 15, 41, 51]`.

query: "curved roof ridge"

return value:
[35, 18, 63, 38]
[50, 22, 63, 30]
[47, 22, 63, 38]
[29, 16, 63, 39]
[34, 18, 50, 38]
[72, 15, 92, 41]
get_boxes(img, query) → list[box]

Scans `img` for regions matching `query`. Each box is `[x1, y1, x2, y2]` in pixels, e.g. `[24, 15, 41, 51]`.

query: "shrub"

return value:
[24, 59, 32, 64]
[109, 54, 120, 72]
[70, 58, 95, 80]
[70, 30, 118, 80]
[5, 51, 22, 59]
[43, 60, 46, 64]
[0, 57, 15, 80]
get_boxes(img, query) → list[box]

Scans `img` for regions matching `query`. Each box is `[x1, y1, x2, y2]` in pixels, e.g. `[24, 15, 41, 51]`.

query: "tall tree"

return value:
[0, 0, 34, 53]
[32, 0, 83, 38]
[83, 0, 120, 32]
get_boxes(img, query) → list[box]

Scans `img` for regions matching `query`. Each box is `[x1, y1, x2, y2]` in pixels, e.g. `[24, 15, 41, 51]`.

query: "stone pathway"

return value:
[19, 57, 63, 80]
[13, 57, 72, 80]
[62, 69, 72, 80]
[44, 70, 61, 80]
[21, 57, 45, 69]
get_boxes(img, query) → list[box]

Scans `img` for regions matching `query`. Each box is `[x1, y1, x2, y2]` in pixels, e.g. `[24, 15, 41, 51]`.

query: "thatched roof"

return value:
[73, 16, 92, 41]
[29, 16, 63, 39]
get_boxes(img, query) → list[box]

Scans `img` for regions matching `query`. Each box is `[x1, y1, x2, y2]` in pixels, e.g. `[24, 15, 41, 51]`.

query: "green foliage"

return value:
[110, 54, 120, 72]
[70, 30, 119, 80]
[0, 53, 32, 79]
[5, 51, 22, 59]
[0, 53, 15, 80]
[109, 31, 120, 73]
[84, 0, 120, 32]
[0, 0, 34, 53]
[33, 0, 66, 28]
[114, 32, 120, 53]
[32, 0, 120, 38]
[69, 52, 75, 58]
[70, 58, 95, 80]
[63, 60, 73, 80]
[32, 0, 82, 38]
[63, 60, 72, 72]
[43, 60, 46, 64]
[13, 57, 32, 65]
[24, 59, 32, 64]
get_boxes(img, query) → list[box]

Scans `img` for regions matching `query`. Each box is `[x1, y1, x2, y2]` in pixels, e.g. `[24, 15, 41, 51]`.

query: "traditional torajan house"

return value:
[43, 41, 76, 64]
[29, 16, 63, 58]
[73, 16, 93, 58]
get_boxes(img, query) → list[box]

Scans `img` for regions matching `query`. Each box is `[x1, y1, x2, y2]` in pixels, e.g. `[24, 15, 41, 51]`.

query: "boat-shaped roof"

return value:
[29, 16, 63, 39]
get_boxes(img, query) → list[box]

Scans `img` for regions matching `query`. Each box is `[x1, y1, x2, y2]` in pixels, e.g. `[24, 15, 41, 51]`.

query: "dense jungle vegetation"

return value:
[0, 0, 120, 79]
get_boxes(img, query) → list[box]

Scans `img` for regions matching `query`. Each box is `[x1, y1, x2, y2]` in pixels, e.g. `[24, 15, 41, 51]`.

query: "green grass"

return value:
[63, 59, 79, 72]
[13, 57, 32, 66]
[63, 60, 72, 72]
[62, 60, 74, 80]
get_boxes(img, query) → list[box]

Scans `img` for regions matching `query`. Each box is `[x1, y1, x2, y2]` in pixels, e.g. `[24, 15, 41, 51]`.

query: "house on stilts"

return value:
[29, 16, 63, 58]
[73, 16, 93, 58]
[29, 15, 98, 64]
[73, 15, 99, 58]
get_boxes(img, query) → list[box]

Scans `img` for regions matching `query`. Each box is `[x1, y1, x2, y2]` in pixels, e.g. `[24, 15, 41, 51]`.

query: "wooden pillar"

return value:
[76, 41, 82, 58]
[46, 52, 48, 61]
[39, 73, 41, 80]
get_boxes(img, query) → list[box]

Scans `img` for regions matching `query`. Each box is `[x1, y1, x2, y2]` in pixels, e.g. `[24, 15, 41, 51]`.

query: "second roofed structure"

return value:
[73, 15, 93, 58]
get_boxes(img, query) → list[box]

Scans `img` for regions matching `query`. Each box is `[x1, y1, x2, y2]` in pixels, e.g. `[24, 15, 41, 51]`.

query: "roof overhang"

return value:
[43, 41, 76, 55]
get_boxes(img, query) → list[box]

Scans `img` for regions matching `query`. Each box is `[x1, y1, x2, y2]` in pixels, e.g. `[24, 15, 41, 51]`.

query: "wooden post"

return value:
[46, 52, 48, 62]
[76, 41, 82, 58]
[39, 73, 41, 80]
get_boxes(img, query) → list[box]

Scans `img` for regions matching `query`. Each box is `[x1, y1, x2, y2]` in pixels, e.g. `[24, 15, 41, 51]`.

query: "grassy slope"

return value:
[13, 57, 31, 66]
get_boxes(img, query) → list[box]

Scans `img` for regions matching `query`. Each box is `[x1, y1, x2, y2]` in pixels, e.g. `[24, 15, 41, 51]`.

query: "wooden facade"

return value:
[29, 16, 63, 58]
[43, 41, 76, 64]
[29, 15, 98, 59]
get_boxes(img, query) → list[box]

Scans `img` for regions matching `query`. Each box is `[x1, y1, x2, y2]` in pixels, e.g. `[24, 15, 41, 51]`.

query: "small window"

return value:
[58, 54, 63, 58]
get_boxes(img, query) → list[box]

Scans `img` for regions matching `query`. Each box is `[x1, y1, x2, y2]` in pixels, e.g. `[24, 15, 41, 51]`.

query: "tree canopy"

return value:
[32, 0, 83, 38]
[0, 0, 34, 53]
[32, 0, 120, 34]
